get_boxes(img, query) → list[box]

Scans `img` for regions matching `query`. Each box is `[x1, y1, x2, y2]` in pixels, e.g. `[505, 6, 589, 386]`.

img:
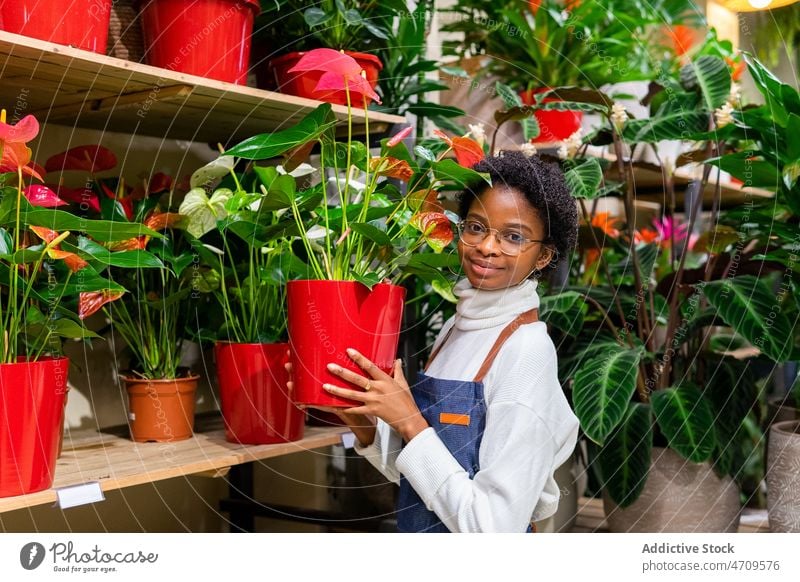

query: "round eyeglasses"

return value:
[456, 220, 546, 256]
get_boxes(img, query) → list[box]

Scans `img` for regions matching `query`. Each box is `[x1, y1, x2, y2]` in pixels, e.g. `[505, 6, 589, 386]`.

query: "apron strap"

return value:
[423, 308, 540, 378]
[473, 308, 539, 383]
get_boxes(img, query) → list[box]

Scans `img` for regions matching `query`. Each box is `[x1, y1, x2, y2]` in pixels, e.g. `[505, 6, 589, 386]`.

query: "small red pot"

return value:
[266, 50, 383, 105]
[138, 0, 261, 84]
[287, 280, 406, 408]
[0, 0, 111, 53]
[0, 357, 69, 498]
[215, 342, 305, 444]
[520, 87, 583, 143]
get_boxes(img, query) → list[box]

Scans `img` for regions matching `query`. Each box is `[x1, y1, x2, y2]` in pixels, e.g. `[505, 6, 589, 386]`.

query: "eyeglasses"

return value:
[456, 220, 546, 256]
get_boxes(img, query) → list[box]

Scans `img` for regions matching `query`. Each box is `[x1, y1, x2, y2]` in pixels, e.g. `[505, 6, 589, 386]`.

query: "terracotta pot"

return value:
[287, 280, 406, 408]
[520, 87, 583, 143]
[137, 0, 261, 84]
[767, 420, 800, 532]
[602, 447, 741, 532]
[265, 50, 383, 106]
[214, 342, 305, 444]
[123, 374, 198, 442]
[0, 357, 69, 497]
[0, 0, 111, 53]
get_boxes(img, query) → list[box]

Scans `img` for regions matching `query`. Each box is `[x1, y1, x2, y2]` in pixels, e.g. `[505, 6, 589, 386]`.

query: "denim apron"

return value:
[396, 307, 540, 533]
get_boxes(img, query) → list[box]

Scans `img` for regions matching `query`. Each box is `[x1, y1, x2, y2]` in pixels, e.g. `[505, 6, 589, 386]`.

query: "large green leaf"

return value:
[431, 159, 491, 189]
[19, 207, 160, 242]
[60, 237, 163, 269]
[624, 110, 710, 143]
[652, 384, 716, 463]
[702, 275, 794, 362]
[225, 104, 337, 160]
[705, 152, 779, 189]
[680, 55, 731, 111]
[573, 345, 643, 444]
[349, 222, 392, 246]
[564, 157, 603, 199]
[597, 402, 653, 508]
[540, 291, 587, 337]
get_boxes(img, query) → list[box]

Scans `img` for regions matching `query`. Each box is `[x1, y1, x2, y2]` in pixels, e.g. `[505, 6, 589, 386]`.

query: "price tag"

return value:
[55, 481, 105, 509]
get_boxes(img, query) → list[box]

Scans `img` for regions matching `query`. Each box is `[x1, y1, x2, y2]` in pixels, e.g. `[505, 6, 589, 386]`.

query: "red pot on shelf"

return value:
[0, 0, 112, 54]
[287, 280, 406, 408]
[137, 0, 261, 84]
[520, 87, 583, 144]
[214, 342, 305, 444]
[1, 357, 69, 498]
[265, 51, 383, 105]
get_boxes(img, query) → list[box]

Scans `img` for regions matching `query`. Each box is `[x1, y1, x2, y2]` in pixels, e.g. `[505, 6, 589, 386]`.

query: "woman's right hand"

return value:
[285, 353, 377, 447]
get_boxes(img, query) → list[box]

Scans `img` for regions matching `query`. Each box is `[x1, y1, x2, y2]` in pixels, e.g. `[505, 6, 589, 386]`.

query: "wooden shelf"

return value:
[0, 31, 404, 144]
[0, 415, 350, 514]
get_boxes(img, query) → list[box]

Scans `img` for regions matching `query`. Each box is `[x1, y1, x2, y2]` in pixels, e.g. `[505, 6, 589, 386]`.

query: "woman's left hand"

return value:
[324, 348, 429, 443]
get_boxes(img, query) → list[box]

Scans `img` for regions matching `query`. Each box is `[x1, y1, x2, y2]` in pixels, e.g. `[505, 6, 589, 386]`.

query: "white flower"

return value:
[715, 102, 735, 128]
[305, 225, 332, 240]
[611, 102, 629, 131]
[728, 82, 742, 107]
[559, 128, 583, 159]
[557, 144, 569, 159]
[276, 162, 317, 178]
[520, 142, 537, 157]
[467, 123, 486, 148]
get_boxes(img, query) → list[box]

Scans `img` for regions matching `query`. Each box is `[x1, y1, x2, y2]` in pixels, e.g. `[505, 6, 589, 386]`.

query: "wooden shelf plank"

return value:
[0, 31, 404, 144]
[0, 416, 350, 514]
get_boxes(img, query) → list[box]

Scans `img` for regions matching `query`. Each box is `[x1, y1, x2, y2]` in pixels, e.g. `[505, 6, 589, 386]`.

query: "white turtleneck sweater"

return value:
[354, 277, 580, 533]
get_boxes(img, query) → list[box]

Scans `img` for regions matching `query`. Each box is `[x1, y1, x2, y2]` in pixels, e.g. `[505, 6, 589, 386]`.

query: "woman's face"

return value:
[457, 186, 554, 291]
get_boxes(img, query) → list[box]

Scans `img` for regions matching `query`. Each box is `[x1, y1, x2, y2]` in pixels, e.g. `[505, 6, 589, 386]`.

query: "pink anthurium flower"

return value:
[24, 184, 68, 207]
[387, 126, 413, 148]
[410, 211, 454, 253]
[0, 113, 39, 143]
[288, 48, 381, 105]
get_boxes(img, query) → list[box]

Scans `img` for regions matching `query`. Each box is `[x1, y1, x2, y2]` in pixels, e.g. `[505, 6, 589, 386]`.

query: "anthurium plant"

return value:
[511, 53, 798, 508]
[0, 111, 161, 364]
[197, 49, 489, 298]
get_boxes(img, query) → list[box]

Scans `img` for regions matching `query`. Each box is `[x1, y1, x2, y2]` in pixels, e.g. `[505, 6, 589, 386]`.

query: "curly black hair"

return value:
[456, 151, 578, 276]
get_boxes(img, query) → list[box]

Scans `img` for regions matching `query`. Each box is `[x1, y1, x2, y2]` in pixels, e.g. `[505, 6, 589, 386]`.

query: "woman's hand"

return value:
[284, 352, 377, 447]
[323, 348, 429, 443]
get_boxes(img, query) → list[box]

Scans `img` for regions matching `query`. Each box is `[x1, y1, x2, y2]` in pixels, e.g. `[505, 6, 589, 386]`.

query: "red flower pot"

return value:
[266, 51, 383, 106]
[137, 0, 261, 84]
[287, 280, 406, 407]
[520, 87, 583, 143]
[0, 0, 111, 53]
[214, 342, 305, 444]
[1, 357, 69, 498]
[122, 374, 198, 443]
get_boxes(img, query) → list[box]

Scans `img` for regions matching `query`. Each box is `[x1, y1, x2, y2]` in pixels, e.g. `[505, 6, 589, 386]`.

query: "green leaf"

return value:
[179, 188, 232, 238]
[350, 222, 391, 246]
[414, 146, 436, 163]
[680, 55, 731, 111]
[539, 291, 587, 337]
[226, 104, 337, 160]
[20, 206, 161, 243]
[597, 402, 652, 508]
[304, 7, 330, 27]
[652, 384, 716, 463]
[573, 346, 643, 444]
[702, 275, 794, 362]
[495, 82, 523, 108]
[564, 157, 603, 199]
[407, 103, 465, 118]
[62, 238, 164, 269]
[705, 153, 778, 189]
[623, 111, 710, 143]
[431, 159, 491, 189]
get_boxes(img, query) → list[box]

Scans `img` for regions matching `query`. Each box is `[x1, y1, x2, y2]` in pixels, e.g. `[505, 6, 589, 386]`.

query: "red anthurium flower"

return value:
[288, 48, 381, 104]
[433, 130, 485, 168]
[0, 141, 44, 180]
[409, 189, 444, 213]
[49, 183, 101, 213]
[149, 172, 172, 195]
[664, 25, 697, 58]
[634, 228, 660, 245]
[29, 226, 58, 244]
[79, 289, 125, 320]
[528, 0, 541, 15]
[370, 156, 413, 181]
[145, 211, 183, 231]
[725, 56, 745, 82]
[107, 237, 147, 251]
[46, 248, 89, 273]
[45, 145, 117, 174]
[591, 212, 621, 238]
[24, 184, 68, 207]
[410, 212, 453, 253]
[387, 126, 413, 148]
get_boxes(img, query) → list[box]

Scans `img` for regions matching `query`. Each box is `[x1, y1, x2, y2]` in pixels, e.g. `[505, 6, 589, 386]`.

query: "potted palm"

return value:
[224, 49, 486, 408]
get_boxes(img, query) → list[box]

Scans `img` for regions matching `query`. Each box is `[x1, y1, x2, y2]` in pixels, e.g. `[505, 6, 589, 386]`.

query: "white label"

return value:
[55, 481, 105, 509]
[340, 432, 356, 450]
[128, 412, 136, 421]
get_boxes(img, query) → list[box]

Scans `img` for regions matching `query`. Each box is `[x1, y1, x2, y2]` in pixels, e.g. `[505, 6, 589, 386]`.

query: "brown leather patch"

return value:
[439, 412, 470, 426]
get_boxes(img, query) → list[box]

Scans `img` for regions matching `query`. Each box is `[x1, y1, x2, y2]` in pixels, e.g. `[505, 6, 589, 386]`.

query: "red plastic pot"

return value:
[0, 0, 111, 53]
[138, 0, 261, 84]
[214, 342, 305, 444]
[1, 357, 69, 498]
[520, 87, 583, 143]
[287, 280, 406, 408]
[266, 51, 383, 106]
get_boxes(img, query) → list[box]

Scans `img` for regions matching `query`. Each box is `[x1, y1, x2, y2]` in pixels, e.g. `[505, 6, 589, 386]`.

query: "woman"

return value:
[292, 151, 580, 533]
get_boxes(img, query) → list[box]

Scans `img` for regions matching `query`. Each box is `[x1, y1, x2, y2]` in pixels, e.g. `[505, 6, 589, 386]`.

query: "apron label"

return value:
[439, 412, 470, 426]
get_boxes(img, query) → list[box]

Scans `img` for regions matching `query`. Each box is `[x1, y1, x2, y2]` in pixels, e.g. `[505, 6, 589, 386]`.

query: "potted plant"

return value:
[178, 158, 307, 444]
[223, 49, 486, 407]
[0, 0, 112, 54]
[514, 53, 797, 531]
[136, 0, 261, 84]
[1, 112, 154, 496]
[257, 0, 399, 104]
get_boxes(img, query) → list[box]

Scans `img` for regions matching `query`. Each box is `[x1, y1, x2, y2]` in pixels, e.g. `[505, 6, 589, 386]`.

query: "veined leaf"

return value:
[652, 383, 716, 463]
